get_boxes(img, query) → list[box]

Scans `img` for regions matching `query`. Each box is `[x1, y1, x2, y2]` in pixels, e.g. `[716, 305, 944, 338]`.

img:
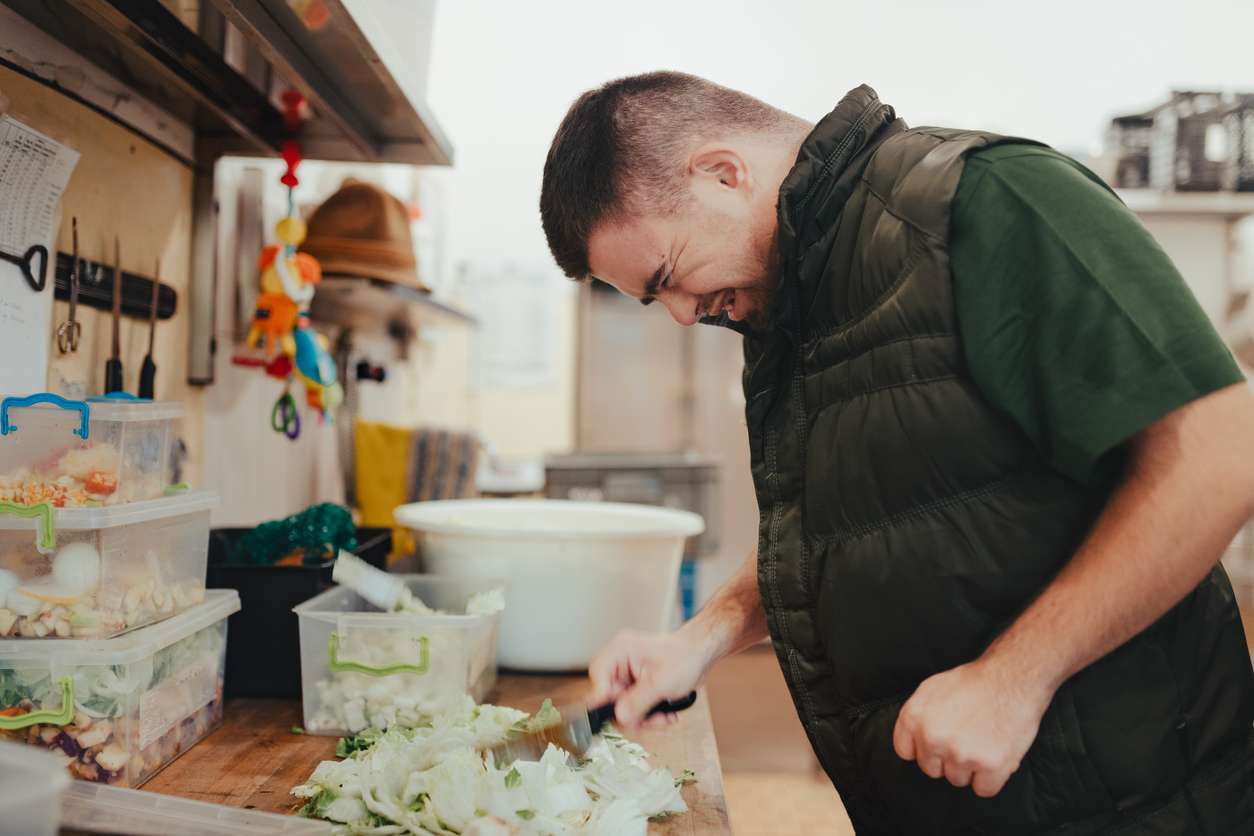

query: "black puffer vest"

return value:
[744, 85, 1254, 835]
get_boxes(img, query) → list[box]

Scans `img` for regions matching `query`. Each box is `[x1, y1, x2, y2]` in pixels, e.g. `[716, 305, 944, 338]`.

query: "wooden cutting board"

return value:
[143, 674, 731, 834]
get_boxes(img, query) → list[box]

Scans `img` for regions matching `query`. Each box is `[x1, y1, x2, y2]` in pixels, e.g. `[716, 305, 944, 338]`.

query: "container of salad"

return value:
[0, 393, 183, 508]
[294, 575, 503, 735]
[0, 492, 217, 639]
[0, 590, 238, 787]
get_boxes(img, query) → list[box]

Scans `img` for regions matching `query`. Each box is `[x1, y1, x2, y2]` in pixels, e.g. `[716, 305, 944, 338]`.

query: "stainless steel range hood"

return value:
[0, 0, 452, 167]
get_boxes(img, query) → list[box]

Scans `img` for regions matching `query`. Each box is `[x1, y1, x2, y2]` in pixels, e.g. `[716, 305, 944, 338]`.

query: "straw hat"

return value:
[301, 179, 428, 291]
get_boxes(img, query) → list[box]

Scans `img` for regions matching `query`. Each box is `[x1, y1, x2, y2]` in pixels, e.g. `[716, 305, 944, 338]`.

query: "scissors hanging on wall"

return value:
[271, 386, 301, 440]
[56, 217, 82, 353]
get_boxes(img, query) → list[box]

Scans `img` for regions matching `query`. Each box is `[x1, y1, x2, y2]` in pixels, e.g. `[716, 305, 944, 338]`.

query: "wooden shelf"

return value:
[1117, 189, 1254, 218]
[308, 275, 477, 333]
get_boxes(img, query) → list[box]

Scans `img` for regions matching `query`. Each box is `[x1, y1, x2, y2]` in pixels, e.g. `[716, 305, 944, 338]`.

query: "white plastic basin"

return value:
[394, 499, 704, 671]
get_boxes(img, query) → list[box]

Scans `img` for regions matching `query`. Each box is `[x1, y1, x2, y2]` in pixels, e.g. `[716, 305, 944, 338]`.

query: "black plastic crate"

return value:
[207, 527, 391, 698]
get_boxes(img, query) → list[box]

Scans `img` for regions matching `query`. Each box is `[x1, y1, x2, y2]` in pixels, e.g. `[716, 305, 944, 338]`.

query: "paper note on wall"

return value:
[465, 262, 560, 388]
[0, 114, 80, 395]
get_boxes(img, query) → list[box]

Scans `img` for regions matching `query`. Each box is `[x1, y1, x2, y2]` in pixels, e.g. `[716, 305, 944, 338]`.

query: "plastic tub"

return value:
[0, 492, 216, 639]
[0, 740, 69, 836]
[0, 590, 239, 787]
[61, 783, 331, 835]
[207, 526, 392, 698]
[294, 576, 501, 735]
[0, 393, 183, 507]
[395, 499, 704, 670]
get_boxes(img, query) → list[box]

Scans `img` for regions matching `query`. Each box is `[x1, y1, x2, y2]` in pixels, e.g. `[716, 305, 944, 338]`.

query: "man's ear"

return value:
[690, 145, 750, 191]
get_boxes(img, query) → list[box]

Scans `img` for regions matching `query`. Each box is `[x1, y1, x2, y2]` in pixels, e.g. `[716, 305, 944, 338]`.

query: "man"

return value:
[540, 73, 1254, 834]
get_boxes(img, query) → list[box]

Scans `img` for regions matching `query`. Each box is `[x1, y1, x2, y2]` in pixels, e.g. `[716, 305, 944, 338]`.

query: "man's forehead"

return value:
[587, 217, 666, 292]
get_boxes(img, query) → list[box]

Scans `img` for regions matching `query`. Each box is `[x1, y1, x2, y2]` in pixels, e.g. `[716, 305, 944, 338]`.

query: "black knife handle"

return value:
[104, 358, 124, 395]
[588, 690, 698, 734]
[138, 355, 156, 399]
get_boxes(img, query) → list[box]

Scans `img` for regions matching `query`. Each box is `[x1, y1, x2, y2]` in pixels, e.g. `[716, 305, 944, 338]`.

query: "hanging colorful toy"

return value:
[234, 89, 343, 440]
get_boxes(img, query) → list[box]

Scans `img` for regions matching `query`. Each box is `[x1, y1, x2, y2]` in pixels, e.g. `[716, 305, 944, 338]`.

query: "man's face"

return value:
[587, 171, 775, 329]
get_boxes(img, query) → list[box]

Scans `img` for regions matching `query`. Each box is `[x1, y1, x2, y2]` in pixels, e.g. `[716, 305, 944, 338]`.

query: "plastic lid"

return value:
[0, 740, 70, 808]
[81, 397, 184, 422]
[0, 491, 218, 531]
[1, 394, 183, 423]
[61, 783, 331, 835]
[0, 590, 240, 664]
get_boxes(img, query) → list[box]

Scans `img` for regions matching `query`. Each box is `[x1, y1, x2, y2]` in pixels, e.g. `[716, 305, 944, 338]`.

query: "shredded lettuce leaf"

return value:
[292, 699, 688, 835]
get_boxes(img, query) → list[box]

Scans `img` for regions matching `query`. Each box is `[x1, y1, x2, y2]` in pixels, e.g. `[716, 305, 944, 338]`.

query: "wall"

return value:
[473, 278, 578, 459]
[202, 156, 577, 524]
[1138, 214, 1236, 324]
[577, 284, 757, 603]
[0, 65, 204, 487]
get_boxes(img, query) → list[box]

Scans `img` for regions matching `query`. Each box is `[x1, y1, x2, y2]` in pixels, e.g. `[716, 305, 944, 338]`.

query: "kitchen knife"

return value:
[137, 258, 159, 399]
[488, 691, 698, 765]
[103, 236, 124, 394]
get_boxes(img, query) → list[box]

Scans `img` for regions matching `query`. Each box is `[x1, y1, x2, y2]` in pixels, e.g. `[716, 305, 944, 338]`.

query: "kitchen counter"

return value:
[144, 674, 731, 834]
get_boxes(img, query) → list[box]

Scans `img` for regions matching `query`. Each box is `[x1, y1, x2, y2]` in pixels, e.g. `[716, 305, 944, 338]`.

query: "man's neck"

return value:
[753, 130, 811, 281]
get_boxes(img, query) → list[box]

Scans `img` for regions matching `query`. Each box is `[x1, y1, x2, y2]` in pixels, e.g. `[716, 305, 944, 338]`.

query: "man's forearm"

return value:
[982, 383, 1254, 695]
[679, 549, 769, 669]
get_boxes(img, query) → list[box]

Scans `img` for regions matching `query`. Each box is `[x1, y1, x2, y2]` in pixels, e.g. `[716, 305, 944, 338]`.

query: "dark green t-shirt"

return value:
[951, 144, 1244, 483]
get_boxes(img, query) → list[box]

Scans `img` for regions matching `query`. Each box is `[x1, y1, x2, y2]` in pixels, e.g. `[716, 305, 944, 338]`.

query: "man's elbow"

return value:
[1131, 382, 1254, 514]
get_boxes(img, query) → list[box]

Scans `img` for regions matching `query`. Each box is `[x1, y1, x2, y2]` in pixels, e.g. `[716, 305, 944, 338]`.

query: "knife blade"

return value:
[488, 691, 697, 765]
[103, 236, 123, 394]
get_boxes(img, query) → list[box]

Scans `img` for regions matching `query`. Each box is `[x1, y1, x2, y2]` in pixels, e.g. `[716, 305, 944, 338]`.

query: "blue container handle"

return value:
[0, 393, 90, 439]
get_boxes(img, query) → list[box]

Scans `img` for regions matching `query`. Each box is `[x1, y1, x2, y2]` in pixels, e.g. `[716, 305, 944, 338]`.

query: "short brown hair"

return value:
[540, 71, 804, 280]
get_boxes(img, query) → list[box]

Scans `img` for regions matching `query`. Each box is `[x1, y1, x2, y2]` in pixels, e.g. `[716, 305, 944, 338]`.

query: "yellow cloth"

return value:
[354, 420, 480, 564]
[354, 420, 416, 561]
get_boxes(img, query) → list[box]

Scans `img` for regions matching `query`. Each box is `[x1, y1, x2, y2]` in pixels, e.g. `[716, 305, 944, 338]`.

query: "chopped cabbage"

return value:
[293, 700, 688, 835]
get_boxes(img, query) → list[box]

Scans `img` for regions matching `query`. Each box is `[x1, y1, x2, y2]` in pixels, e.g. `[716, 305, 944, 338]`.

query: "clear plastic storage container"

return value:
[0, 590, 239, 787]
[0, 740, 70, 836]
[294, 576, 501, 735]
[61, 783, 331, 835]
[0, 492, 217, 639]
[0, 393, 183, 507]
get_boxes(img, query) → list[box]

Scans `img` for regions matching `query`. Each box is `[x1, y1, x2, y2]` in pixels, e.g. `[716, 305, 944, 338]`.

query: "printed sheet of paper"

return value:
[464, 262, 560, 388]
[0, 114, 80, 394]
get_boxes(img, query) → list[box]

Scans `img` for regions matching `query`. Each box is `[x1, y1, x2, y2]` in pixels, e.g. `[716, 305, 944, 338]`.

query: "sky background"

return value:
[422, 0, 1254, 279]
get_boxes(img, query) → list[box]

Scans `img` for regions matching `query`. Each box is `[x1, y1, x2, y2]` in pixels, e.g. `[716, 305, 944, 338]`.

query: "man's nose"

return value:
[662, 292, 699, 327]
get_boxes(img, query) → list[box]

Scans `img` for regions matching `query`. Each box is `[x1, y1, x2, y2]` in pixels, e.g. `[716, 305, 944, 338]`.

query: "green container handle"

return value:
[327, 632, 429, 677]
[0, 501, 56, 552]
[0, 677, 74, 730]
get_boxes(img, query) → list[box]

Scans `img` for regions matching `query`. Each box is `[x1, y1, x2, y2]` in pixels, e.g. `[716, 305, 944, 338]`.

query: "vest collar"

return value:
[765, 85, 903, 341]
[700, 86, 901, 341]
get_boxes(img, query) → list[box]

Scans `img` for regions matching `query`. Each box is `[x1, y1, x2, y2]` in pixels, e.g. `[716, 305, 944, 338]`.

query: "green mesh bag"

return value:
[231, 503, 358, 566]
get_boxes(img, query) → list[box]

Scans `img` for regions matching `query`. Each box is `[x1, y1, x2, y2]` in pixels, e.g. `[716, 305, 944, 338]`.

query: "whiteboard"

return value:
[0, 114, 79, 395]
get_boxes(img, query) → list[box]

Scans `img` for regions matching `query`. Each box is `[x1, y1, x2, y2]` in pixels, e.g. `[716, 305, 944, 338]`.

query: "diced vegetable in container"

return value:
[294, 576, 502, 735]
[0, 492, 215, 639]
[0, 590, 239, 787]
[0, 394, 183, 508]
